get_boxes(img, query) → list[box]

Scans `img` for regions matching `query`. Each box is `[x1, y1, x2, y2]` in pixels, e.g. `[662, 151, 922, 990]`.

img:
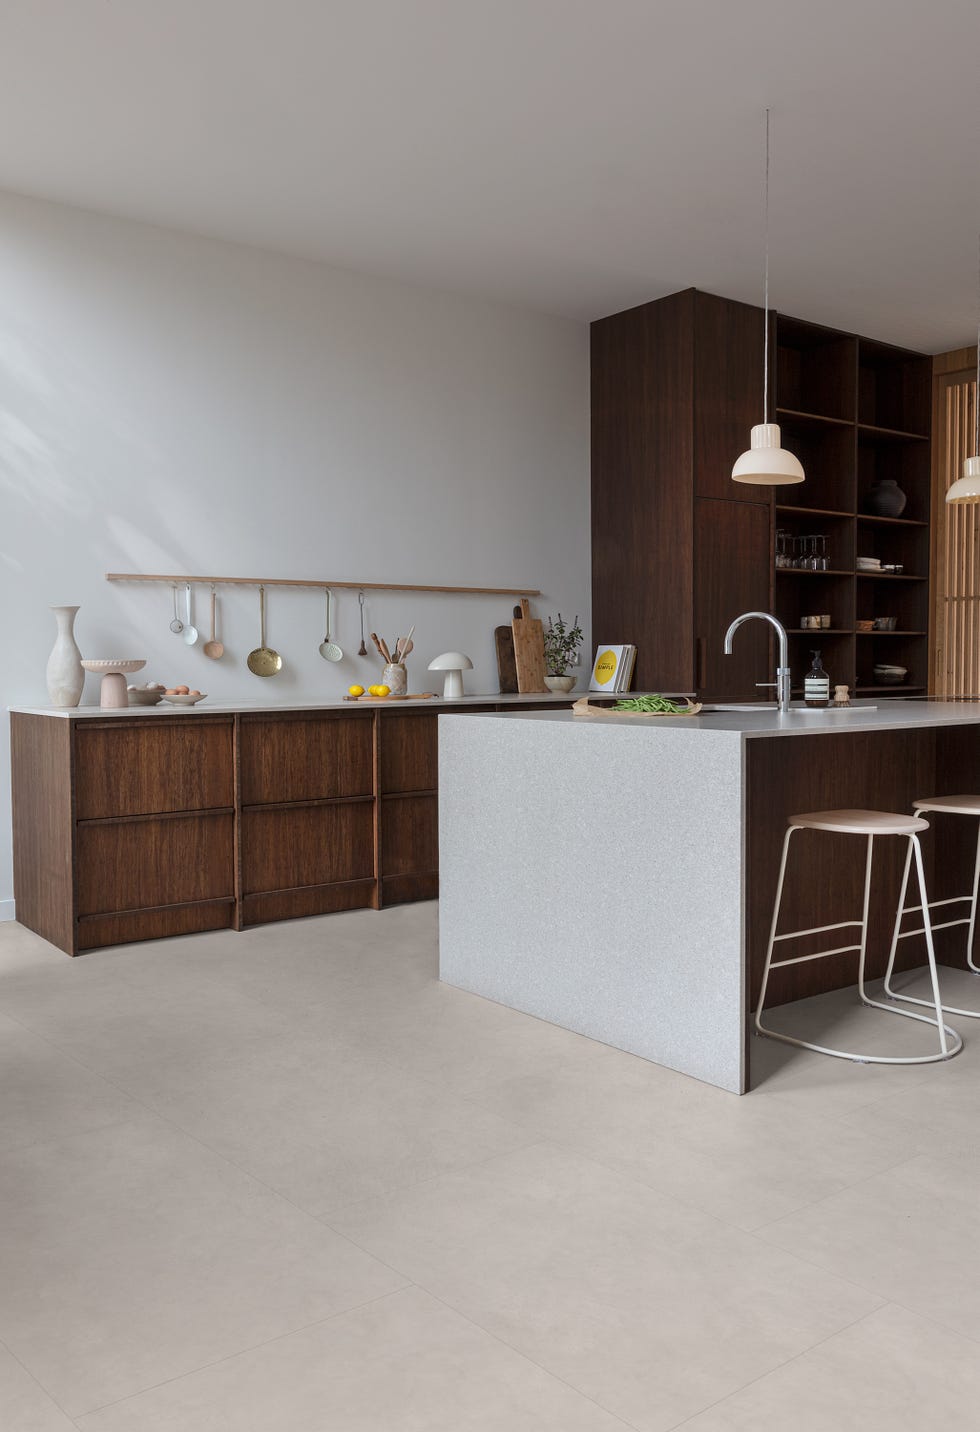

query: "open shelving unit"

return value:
[772, 315, 932, 698]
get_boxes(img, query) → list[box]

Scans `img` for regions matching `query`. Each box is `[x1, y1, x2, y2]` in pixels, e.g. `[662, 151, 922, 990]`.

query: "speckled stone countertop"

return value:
[464, 699, 980, 739]
[8, 692, 675, 719]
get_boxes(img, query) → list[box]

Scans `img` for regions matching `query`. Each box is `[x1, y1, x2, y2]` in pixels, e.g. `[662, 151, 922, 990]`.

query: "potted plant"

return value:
[543, 613, 583, 693]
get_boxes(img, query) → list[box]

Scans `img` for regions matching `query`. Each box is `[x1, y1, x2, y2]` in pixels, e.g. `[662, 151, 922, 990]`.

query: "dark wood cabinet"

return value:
[694, 499, 772, 700]
[592, 289, 932, 702]
[11, 698, 596, 954]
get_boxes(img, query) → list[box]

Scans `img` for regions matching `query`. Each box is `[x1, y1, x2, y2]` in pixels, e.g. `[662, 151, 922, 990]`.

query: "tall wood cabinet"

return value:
[592, 288, 932, 701]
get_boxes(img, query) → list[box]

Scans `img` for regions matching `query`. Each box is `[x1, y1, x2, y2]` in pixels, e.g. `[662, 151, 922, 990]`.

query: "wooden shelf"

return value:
[786, 628, 852, 635]
[855, 572, 927, 581]
[106, 572, 540, 598]
[857, 423, 929, 443]
[776, 407, 855, 431]
[855, 630, 927, 637]
[856, 513, 929, 527]
[776, 505, 855, 519]
[776, 568, 854, 577]
[855, 684, 926, 694]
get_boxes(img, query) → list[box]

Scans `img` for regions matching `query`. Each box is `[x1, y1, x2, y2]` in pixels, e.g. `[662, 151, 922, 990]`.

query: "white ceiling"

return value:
[2, 0, 979, 350]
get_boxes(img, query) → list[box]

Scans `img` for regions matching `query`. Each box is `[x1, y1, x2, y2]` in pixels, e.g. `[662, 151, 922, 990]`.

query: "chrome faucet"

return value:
[723, 612, 792, 712]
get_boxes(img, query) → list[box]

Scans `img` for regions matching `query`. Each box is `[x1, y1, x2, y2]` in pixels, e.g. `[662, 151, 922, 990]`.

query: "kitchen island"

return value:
[438, 701, 980, 1092]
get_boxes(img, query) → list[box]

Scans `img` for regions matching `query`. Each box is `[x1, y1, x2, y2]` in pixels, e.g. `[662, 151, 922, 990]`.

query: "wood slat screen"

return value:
[932, 351, 979, 696]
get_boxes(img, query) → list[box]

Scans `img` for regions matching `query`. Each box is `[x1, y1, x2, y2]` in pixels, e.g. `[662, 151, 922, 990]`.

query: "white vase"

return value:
[46, 606, 84, 708]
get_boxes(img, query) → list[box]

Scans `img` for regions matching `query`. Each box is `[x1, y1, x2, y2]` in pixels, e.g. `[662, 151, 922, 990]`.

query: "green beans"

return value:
[613, 695, 690, 714]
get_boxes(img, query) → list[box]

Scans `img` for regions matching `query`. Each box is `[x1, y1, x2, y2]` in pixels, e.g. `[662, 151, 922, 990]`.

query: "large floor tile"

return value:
[329, 977, 622, 1095]
[329, 1141, 882, 1432]
[0, 1114, 405, 1417]
[0, 921, 70, 978]
[678, 1302, 980, 1431]
[78, 1286, 627, 1432]
[0, 962, 292, 1086]
[0, 1017, 138, 1152]
[758, 1148, 980, 1335]
[0, 1342, 76, 1432]
[121, 1025, 534, 1217]
[468, 1043, 914, 1231]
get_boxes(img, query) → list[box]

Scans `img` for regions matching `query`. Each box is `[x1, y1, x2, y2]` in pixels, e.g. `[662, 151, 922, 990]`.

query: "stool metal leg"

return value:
[756, 828, 962, 1065]
[967, 821, 980, 973]
[868, 835, 959, 1056]
[883, 820, 980, 1021]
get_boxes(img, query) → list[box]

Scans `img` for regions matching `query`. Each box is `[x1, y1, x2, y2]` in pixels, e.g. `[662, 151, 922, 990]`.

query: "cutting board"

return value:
[494, 605, 521, 693]
[511, 598, 547, 693]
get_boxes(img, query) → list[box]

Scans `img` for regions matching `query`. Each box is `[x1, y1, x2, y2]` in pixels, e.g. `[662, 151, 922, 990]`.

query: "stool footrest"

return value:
[773, 919, 861, 943]
[770, 942, 862, 970]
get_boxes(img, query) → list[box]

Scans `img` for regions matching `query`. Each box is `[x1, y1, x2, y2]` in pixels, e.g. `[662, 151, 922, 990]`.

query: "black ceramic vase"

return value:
[865, 479, 907, 517]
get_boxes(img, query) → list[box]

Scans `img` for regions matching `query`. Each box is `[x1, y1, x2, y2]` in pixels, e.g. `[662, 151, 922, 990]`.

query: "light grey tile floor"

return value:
[0, 907, 978, 1429]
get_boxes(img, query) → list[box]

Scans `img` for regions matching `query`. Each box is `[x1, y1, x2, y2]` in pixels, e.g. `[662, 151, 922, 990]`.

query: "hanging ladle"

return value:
[319, 589, 343, 661]
[357, 590, 368, 656]
[182, 583, 199, 646]
[247, 585, 282, 677]
[202, 585, 224, 660]
[169, 585, 184, 634]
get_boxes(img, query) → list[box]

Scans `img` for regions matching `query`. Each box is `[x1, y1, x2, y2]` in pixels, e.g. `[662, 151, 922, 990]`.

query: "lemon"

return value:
[348, 684, 364, 697]
[376, 684, 390, 697]
[368, 685, 380, 696]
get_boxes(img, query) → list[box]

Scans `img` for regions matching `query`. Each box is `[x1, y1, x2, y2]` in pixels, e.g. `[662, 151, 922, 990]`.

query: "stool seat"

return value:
[913, 794, 980, 817]
[790, 809, 930, 836]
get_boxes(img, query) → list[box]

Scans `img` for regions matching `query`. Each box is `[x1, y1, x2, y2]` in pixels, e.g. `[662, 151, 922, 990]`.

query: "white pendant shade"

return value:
[947, 455, 980, 504]
[731, 423, 805, 486]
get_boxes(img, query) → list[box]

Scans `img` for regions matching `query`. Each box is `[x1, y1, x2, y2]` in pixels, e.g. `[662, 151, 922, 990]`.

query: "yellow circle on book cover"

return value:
[594, 649, 617, 685]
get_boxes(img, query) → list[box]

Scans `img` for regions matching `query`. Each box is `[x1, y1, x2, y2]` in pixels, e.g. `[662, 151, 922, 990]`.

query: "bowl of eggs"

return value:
[159, 685, 207, 705]
[127, 681, 167, 706]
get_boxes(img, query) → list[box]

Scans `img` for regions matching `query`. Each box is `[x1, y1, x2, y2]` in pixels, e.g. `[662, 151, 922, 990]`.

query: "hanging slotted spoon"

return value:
[318, 589, 343, 661]
[182, 583, 199, 646]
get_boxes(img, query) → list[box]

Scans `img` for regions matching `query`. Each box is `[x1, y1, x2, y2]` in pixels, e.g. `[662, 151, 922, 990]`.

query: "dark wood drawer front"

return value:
[75, 721, 234, 820]
[379, 714, 437, 794]
[241, 802, 375, 894]
[76, 813, 235, 916]
[381, 793, 438, 877]
[240, 716, 373, 805]
[77, 900, 235, 951]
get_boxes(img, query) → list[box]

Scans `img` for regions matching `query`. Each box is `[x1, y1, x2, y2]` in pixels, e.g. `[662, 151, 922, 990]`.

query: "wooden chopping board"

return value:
[494, 605, 521, 693]
[511, 598, 547, 693]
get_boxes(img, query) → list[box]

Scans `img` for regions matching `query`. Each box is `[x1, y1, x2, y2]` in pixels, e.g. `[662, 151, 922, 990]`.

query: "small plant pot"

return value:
[544, 675, 575, 694]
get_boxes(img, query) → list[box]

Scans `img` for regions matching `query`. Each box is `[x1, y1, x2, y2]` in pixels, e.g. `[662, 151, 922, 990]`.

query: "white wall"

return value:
[0, 192, 590, 917]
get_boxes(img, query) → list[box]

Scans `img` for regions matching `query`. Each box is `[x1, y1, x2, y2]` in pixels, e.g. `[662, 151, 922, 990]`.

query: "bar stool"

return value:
[756, 809, 962, 1064]
[882, 794, 980, 1020]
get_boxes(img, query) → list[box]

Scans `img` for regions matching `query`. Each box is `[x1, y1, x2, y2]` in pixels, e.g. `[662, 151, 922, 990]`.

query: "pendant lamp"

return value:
[945, 235, 980, 504]
[732, 110, 805, 486]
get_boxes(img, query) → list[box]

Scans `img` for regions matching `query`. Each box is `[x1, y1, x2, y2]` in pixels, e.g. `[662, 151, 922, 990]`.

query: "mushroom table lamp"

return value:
[428, 652, 473, 699]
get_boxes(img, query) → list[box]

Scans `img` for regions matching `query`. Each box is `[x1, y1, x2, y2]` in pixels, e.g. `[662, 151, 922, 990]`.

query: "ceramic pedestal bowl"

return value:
[81, 659, 146, 709]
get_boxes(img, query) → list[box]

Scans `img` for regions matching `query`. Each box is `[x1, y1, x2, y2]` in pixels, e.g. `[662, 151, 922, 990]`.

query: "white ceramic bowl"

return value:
[127, 688, 164, 706]
[159, 693, 208, 706]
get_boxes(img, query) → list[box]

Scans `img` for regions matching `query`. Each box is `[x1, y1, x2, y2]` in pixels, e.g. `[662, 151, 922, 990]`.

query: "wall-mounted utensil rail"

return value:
[105, 573, 541, 597]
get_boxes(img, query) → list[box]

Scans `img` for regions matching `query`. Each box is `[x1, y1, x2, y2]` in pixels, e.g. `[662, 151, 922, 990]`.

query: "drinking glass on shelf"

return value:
[775, 529, 790, 568]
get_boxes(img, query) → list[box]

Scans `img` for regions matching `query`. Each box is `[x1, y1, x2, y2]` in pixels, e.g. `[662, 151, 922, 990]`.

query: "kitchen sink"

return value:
[700, 702, 877, 715]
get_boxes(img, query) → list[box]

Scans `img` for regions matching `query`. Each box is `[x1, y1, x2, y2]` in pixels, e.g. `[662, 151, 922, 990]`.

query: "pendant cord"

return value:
[763, 108, 771, 426]
[975, 230, 979, 456]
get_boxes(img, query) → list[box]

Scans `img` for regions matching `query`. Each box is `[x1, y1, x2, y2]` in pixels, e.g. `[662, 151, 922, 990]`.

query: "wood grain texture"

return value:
[381, 793, 438, 879]
[241, 802, 375, 894]
[76, 812, 235, 917]
[745, 729, 937, 1008]
[591, 289, 696, 692]
[511, 599, 547, 693]
[494, 623, 519, 693]
[382, 872, 439, 904]
[242, 880, 376, 926]
[694, 291, 770, 501]
[694, 498, 772, 700]
[10, 714, 75, 954]
[74, 718, 234, 819]
[379, 713, 438, 794]
[239, 713, 373, 804]
[77, 900, 234, 951]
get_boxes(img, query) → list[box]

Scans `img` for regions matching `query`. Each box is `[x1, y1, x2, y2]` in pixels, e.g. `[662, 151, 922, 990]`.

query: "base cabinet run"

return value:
[10, 701, 555, 955]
